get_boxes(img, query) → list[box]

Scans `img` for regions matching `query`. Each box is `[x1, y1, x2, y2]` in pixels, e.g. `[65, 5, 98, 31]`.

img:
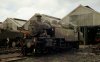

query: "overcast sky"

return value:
[0, 0, 100, 22]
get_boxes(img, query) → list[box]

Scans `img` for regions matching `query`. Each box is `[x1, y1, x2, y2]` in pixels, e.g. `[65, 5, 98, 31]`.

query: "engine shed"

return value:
[61, 5, 100, 45]
[80, 26, 100, 45]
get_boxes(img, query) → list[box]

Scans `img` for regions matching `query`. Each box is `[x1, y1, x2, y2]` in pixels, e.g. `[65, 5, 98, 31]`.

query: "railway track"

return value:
[0, 53, 26, 62]
[0, 48, 26, 62]
[0, 52, 26, 62]
[0, 48, 21, 54]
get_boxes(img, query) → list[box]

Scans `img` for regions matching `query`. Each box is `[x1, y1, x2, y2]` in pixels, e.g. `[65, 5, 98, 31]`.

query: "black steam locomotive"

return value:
[21, 15, 81, 55]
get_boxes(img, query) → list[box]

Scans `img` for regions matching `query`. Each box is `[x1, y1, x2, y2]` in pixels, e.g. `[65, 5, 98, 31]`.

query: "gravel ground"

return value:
[14, 46, 100, 62]
[14, 52, 100, 62]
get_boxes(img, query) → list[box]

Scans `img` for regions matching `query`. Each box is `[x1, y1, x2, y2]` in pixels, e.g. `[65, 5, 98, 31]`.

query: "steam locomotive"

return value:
[21, 15, 82, 55]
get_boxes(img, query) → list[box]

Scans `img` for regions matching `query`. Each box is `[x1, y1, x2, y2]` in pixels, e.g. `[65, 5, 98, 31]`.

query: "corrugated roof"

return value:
[42, 14, 61, 20]
[9, 18, 27, 27]
[25, 13, 61, 28]
[84, 5, 100, 15]
[29, 13, 61, 21]
[85, 6, 94, 10]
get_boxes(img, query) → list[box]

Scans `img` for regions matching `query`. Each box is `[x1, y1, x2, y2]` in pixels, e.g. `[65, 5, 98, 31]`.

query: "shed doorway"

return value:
[80, 26, 100, 45]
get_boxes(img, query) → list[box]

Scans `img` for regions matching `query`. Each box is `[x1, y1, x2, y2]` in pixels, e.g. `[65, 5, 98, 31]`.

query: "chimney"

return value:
[36, 14, 42, 22]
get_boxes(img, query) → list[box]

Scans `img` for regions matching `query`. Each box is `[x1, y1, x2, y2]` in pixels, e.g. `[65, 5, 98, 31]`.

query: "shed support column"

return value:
[84, 27, 87, 45]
